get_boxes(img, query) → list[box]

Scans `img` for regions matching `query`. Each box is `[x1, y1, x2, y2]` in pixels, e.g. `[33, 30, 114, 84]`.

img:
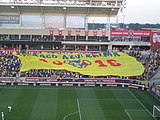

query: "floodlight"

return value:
[60, 1, 65, 3]
[63, 7, 66, 10]
[111, 8, 115, 11]
[53, 1, 58, 3]
[71, 1, 74, 4]
[66, 1, 70, 4]
[102, 2, 106, 5]
[11, 6, 14, 9]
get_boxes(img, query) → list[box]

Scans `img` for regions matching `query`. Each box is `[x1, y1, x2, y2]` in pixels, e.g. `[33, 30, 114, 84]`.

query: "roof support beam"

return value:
[109, 8, 115, 16]
[89, 0, 92, 5]
[40, 6, 44, 14]
[63, 7, 67, 29]
[84, 16, 88, 30]
[16, 6, 21, 14]
[86, 7, 90, 16]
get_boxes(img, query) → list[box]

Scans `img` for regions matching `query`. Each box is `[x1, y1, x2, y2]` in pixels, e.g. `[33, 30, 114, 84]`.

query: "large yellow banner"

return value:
[13, 52, 144, 76]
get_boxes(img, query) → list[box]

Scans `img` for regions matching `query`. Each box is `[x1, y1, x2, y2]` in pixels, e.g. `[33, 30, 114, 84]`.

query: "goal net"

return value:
[153, 105, 160, 118]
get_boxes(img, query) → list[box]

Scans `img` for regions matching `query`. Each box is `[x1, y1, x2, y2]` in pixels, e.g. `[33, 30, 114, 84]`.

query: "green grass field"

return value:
[0, 86, 159, 120]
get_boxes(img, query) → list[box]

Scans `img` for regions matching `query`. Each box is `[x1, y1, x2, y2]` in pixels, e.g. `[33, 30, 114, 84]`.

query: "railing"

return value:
[0, 77, 142, 82]
[0, 1, 122, 7]
[0, 49, 103, 54]
[0, 77, 146, 90]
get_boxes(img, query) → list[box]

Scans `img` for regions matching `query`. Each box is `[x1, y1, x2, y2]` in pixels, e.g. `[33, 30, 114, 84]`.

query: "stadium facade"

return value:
[0, 0, 159, 51]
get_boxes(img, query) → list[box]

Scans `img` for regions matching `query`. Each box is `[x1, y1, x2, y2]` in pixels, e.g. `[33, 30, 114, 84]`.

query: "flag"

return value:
[68, 30, 72, 36]
[58, 30, 63, 36]
[102, 30, 106, 36]
[93, 31, 97, 36]
[85, 30, 89, 36]
[49, 29, 54, 36]
[76, 30, 81, 36]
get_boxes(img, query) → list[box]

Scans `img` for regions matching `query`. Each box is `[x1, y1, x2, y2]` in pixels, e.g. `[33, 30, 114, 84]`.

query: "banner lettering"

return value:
[13, 52, 144, 77]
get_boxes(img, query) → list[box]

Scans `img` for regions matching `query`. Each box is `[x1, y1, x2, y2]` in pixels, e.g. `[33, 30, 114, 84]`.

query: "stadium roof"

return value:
[0, 0, 125, 17]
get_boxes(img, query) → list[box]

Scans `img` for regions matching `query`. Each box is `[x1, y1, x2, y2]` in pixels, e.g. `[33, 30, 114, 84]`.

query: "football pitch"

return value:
[0, 86, 159, 120]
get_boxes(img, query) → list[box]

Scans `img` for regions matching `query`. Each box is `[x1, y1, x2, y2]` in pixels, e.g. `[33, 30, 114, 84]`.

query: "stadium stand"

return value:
[127, 50, 160, 80]
[0, 0, 159, 101]
[0, 49, 159, 82]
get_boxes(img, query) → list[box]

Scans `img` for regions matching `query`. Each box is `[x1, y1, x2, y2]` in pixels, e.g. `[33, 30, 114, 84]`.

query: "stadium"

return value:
[0, 0, 160, 120]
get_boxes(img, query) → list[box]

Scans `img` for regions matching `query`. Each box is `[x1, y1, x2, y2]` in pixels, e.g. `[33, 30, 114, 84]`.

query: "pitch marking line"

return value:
[77, 98, 137, 120]
[128, 90, 156, 120]
[77, 99, 82, 120]
[126, 109, 147, 112]
[79, 99, 136, 101]
[63, 111, 78, 120]
[125, 109, 133, 120]
[0, 87, 129, 91]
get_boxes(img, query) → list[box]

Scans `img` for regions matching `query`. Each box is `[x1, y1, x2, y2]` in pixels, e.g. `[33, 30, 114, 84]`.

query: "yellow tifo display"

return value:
[12, 51, 144, 77]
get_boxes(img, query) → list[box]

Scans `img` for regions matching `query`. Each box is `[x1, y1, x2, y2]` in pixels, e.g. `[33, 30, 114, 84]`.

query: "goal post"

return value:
[153, 105, 160, 118]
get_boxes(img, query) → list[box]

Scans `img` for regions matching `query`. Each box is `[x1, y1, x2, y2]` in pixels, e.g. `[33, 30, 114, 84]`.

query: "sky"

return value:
[88, 0, 160, 24]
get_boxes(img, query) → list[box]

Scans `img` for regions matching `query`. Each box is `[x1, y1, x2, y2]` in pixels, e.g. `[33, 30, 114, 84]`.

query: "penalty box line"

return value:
[77, 98, 137, 120]
[77, 98, 149, 120]
[77, 99, 82, 120]
[125, 109, 133, 120]
[125, 109, 149, 120]
[78, 98, 136, 101]
[128, 90, 157, 120]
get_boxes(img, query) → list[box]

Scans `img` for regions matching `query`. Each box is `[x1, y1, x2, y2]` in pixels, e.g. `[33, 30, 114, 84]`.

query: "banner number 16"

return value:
[95, 59, 121, 67]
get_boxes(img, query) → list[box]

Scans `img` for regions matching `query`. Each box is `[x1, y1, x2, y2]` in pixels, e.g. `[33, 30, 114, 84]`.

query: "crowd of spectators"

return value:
[0, 52, 20, 77]
[31, 36, 60, 42]
[127, 50, 160, 80]
[110, 36, 150, 43]
[141, 52, 160, 80]
[0, 49, 159, 81]
[0, 35, 63, 42]
[0, 36, 9, 41]
[20, 69, 84, 78]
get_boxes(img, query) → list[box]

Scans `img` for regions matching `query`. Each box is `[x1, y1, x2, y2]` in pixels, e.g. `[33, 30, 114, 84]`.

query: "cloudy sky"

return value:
[88, 0, 160, 24]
